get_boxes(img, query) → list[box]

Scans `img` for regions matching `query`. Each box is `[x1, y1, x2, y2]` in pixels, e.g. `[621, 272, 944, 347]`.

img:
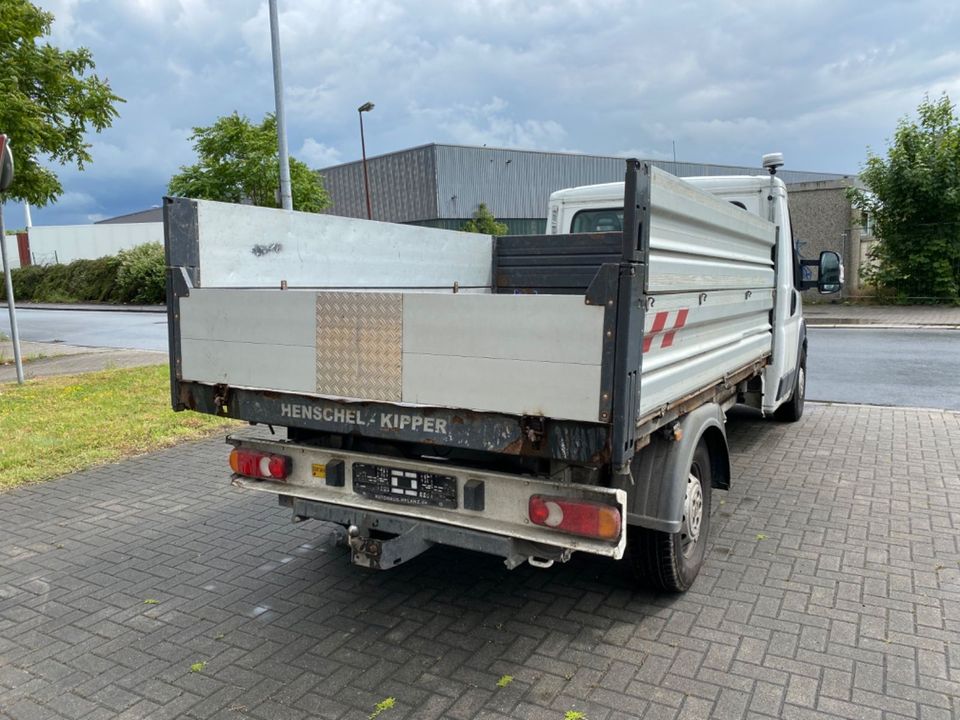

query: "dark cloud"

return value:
[9, 0, 959, 226]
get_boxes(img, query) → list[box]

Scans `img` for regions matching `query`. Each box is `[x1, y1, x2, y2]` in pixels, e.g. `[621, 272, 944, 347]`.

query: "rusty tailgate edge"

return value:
[179, 381, 610, 464]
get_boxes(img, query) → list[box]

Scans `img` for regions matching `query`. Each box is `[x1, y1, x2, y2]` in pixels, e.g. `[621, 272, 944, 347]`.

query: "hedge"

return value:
[1, 242, 166, 305]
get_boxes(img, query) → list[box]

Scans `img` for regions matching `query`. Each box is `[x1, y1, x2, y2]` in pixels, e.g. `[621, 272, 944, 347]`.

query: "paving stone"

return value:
[0, 404, 957, 718]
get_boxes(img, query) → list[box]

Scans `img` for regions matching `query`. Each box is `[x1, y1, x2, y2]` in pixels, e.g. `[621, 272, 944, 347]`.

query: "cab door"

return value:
[762, 190, 804, 414]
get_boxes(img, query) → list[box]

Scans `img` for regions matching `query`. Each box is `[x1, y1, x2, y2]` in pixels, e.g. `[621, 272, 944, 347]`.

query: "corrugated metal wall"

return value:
[434, 146, 849, 220]
[434, 145, 626, 220]
[319, 144, 439, 222]
[318, 143, 851, 226]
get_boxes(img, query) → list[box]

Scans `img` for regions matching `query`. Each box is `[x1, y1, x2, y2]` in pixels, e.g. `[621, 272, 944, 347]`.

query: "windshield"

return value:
[571, 208, 623, 233]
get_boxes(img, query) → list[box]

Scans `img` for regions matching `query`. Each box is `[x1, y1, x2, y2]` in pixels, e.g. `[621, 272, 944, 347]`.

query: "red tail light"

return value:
[229, 449, 291, 481]
[529, 495, 621, 541]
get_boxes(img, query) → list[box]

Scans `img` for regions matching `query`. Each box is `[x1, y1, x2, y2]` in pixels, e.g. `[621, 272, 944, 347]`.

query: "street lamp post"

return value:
[358, 102, 374, 220]
[268, 0, 293, 211]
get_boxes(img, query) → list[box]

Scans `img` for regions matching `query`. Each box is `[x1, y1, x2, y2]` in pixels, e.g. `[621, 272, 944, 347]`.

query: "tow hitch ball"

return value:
[342, 523, 432, 570]
[346, 524, 381, 567]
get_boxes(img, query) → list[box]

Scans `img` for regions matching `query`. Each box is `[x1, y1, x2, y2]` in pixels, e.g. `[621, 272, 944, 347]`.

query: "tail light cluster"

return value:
[529, 495, 621, 541]
[229, 449, 292, 481]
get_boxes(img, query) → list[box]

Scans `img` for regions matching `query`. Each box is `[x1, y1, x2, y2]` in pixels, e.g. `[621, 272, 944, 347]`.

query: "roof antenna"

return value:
[762, 152, 784, 176]
[761, 153, 784, 224]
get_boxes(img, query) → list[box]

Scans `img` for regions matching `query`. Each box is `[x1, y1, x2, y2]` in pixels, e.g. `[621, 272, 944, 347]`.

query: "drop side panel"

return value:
[177, 288, 607, 423]
[639, 169, 777, 418]
[648, 167, 776, 293]
[400, 293, 606, 421]
[193, 199, 494, 289]
[179, 289, 316, 394]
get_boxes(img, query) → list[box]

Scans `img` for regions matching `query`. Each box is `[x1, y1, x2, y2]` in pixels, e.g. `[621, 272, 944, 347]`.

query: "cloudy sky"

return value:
[6, 0, 960, 226]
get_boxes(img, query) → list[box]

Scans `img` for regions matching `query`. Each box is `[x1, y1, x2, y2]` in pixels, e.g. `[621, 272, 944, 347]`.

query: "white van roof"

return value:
[549, 175, 784, 202]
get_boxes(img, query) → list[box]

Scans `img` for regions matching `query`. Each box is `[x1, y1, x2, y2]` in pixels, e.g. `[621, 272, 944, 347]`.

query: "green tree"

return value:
[461, 203, 508, 236]
[168, 112, 330, 213]
[0, 0, 123, 205]
[850, 94, 960, 302]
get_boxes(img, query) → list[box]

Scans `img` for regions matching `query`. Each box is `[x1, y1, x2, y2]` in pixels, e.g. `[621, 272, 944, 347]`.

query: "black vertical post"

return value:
[163, 197, 201, 411]
[622, 159, 641, 260]
[609, 159, 650, 475]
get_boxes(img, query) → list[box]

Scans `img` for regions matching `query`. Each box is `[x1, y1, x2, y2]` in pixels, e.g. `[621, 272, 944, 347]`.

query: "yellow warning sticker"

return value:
[311, 464, 326, 479]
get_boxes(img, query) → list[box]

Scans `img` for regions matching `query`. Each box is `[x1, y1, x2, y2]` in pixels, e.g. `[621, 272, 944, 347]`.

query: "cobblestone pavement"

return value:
[1, 404, 959, 720]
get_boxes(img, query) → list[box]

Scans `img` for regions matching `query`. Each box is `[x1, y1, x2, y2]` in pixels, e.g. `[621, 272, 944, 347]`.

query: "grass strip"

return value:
[0, 364, 238, 490]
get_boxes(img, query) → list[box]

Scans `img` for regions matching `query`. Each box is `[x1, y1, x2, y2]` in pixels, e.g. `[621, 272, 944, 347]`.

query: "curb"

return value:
[0, 349, 168, 383]
[0, 303, 166, 314]
[806, 322, 960, 330]
[807, 400, 960, 414]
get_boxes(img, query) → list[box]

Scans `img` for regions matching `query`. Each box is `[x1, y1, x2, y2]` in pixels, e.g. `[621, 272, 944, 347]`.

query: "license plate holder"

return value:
[352, 463, 458, 509]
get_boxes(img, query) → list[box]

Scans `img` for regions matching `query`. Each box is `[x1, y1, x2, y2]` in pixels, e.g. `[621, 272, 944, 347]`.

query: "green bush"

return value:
[0, 243, 165, 304]
[65, 256, 122, 302]
[34, 263, 72, 301]
[8, 264, 46, 301]
[115, 243, 165, 304]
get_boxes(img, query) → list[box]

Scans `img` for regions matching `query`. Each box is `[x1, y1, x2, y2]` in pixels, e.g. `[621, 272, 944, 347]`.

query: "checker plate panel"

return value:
[316, 292, 402, 401]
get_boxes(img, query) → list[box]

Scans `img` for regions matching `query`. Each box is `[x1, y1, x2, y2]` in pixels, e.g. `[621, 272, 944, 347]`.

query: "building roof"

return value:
[95, 207, 162, 224]
[318, 143, 853, 223]
[783, 177, 865, 192]
[321, 142, 851, 178]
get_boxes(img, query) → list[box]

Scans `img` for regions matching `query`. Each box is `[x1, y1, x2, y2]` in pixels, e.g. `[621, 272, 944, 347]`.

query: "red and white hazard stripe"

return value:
[642, 308, 689, 353]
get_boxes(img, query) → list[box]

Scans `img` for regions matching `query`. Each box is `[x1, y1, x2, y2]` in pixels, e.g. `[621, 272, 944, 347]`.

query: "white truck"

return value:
[164, 156, 841, 592]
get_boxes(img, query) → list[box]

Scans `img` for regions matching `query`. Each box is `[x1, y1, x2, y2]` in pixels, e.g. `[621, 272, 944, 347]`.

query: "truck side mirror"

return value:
[0, 135, 13, 192]
[799, 250, 843, 294]
[817, 251, 842, 294]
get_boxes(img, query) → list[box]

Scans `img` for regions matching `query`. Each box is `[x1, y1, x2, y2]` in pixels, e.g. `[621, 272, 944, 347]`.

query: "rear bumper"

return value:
[282, 498, 574, 569]
[228, 434, 626, 563]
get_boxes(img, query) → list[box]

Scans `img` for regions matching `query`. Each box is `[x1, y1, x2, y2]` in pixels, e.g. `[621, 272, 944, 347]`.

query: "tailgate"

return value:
[177, 288, 606, 422]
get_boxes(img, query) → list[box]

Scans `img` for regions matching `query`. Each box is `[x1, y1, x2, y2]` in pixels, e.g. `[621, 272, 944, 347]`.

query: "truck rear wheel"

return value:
[628, 440, 712, 592]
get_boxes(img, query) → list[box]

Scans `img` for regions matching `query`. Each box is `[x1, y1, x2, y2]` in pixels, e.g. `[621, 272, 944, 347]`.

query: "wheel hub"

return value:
[681, 472, 704, 557]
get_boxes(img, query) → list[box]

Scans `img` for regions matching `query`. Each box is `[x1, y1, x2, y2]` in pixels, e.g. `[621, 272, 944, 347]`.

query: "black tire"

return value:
[774, 351, 806, 422]
[628, 440, 712, 592]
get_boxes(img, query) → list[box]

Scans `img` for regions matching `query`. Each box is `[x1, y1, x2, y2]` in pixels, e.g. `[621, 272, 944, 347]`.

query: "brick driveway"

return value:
[1, 404, 959, 720]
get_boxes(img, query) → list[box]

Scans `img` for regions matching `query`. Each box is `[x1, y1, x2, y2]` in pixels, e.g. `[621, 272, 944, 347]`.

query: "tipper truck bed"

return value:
[165, 157, 841, 591]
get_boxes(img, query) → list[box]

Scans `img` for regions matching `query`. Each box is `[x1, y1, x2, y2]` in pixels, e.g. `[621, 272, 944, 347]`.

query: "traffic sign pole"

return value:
[0, 134, 24, 384]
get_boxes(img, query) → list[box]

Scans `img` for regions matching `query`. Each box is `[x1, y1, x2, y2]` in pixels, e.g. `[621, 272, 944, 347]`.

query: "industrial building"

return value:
[318, 143, 869, 296]
[7, 144, 871, 298]
[318, 143, 847, 229]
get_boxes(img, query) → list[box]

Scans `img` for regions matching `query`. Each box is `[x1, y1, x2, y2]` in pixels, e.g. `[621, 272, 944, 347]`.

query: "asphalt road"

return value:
[806, 327, 960, 410]
[0, 308, 167, 351]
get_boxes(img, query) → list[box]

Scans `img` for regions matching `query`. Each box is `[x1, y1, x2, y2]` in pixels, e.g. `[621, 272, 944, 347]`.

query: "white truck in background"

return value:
[164, 156, 841, 592]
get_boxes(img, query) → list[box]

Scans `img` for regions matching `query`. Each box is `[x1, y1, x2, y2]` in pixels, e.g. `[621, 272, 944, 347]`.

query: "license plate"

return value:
[352, 463, 458, 509]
